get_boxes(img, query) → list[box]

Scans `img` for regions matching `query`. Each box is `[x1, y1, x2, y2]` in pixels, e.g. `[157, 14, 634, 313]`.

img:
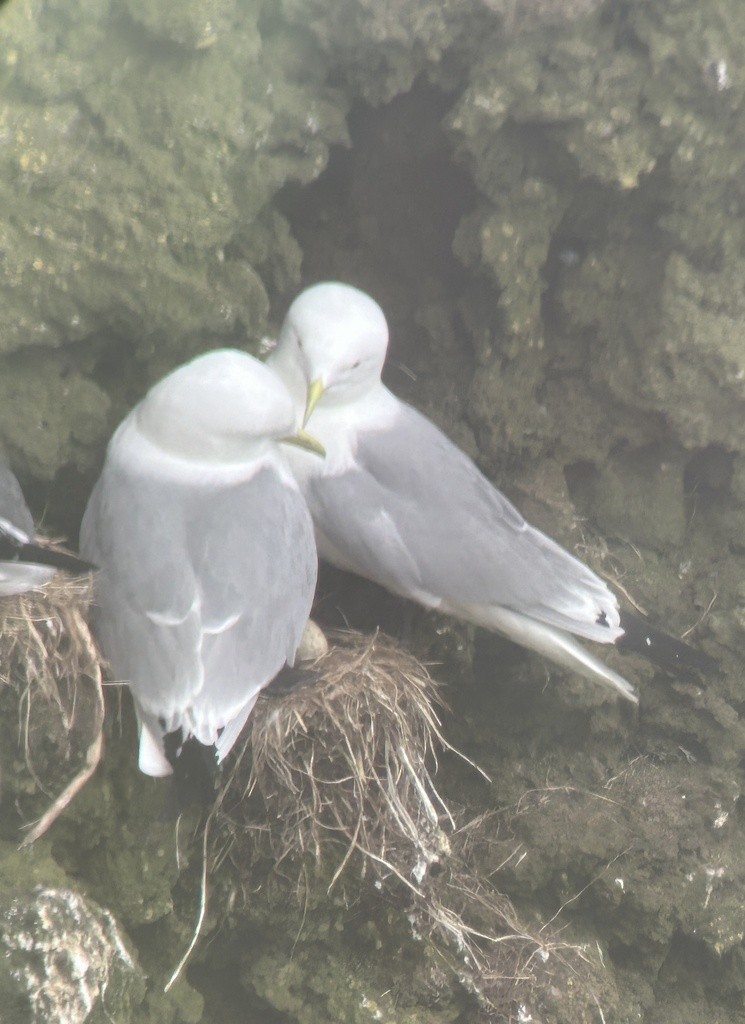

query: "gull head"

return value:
[135, 349, 320, 463]
[272, 282, 389, 423]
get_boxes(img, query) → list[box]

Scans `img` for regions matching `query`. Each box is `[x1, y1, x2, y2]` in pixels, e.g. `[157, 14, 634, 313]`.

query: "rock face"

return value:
[0, 885, 145, 1024]
[1, 0, 745, 1021]
[0, 0, 348, 481]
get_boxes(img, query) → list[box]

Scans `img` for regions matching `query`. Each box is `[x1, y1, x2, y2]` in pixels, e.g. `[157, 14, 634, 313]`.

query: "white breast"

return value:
[286, 385, 399, 484]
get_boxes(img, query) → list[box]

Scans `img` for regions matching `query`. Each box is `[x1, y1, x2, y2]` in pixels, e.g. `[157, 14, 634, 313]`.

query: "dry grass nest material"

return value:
[214, 629, 589, 1019]
[0, 574, 103, 845]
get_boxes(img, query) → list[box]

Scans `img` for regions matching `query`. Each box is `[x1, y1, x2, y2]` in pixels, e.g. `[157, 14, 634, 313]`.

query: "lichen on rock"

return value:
[0, 885, 145, 1024]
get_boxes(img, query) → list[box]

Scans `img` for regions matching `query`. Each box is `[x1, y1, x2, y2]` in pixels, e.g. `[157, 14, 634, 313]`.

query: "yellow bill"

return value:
[303, 378, 325, 427]
[281, 428, 326, 457]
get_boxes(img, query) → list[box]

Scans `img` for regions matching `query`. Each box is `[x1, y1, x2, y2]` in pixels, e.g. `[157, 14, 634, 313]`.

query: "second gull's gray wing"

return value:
[307, 401, 619, 644]
[0, 462, 91, 594]
[0, 462, 34, 536]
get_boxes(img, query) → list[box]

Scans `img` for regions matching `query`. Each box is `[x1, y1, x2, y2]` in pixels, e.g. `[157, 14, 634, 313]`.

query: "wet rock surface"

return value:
[0, 0, 744, 1021]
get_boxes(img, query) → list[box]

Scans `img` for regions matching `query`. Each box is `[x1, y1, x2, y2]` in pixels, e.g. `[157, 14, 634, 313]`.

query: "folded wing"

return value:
[307, 401, 620, 644]
[81, 463, 316, 769]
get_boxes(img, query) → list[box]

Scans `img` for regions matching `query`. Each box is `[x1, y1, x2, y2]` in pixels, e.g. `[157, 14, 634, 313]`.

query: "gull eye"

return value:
[351, 359, 361, 370]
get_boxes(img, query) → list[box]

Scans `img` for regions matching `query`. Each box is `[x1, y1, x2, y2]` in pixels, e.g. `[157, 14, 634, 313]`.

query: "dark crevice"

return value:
[274, 77, 479, 345]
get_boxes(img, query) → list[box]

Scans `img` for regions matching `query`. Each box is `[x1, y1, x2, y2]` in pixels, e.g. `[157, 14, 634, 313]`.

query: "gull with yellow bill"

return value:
[81, 349, 323, 783]
[268, 282, 715, 703]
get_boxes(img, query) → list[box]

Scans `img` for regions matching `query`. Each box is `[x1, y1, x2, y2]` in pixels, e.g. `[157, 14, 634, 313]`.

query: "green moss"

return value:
[0, 0, 348, 474]
[570, 444, 687, 549]
[0, 840, 68, 896]
[146, 979, 205, 1024]
[50, 766, 182, 929]
[1, 0, 744, 1021]
[279, 0, 467, 104]
[248, 953, 442, 1024]
[0, 349, 109, 479]
[122, 0, 247, 51]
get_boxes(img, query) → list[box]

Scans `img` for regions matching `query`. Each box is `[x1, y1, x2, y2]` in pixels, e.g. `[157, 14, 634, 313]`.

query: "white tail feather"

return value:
[138, 723, 173, 776]
[458, 602, 638, 703]
[214, 693, 260, 764]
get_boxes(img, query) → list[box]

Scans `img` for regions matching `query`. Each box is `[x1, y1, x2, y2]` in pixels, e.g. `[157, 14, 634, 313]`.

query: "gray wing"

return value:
[307, 401, 618, 642]
[0, 462, 60, 595]
[0, 462, 34, 535]
[81, 462, 317, 740]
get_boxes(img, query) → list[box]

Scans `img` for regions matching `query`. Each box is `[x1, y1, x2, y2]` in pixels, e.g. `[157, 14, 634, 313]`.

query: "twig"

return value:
[680, 590, 718, 639]
[164, 814, 212, 993]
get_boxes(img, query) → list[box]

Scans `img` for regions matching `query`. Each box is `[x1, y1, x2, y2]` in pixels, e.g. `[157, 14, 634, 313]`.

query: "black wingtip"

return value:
[0, 522, 96, 575]
[617, 610, 719, 678]
[18, 542, 96, 575]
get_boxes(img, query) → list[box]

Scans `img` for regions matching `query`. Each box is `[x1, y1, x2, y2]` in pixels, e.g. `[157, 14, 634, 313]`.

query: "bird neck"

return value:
[287, 382, 396, 479]
[110, 414, 275, 484]
[266, 347, 308, 423]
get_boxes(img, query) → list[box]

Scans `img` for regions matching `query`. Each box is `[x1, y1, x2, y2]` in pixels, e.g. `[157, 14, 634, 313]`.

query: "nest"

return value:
[246, 630, 452, 885]
[0, 574, 103, 845]
[212, 629, 580, 1019]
